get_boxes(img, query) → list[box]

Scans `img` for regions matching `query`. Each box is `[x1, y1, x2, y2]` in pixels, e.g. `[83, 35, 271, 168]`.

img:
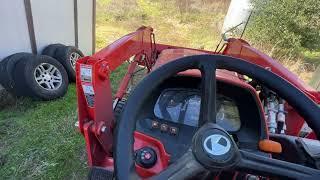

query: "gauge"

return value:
[154, 89, 200, 127]
[216, 97, 241, 131]
[154, 88, 241, 131]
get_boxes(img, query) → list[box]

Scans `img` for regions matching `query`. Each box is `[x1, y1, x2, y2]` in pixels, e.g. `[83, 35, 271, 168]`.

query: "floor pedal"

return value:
[88, 167, 114, 180]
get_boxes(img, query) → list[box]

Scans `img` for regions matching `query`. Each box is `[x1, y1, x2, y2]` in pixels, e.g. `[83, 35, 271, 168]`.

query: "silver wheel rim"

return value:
[34, 63, 62, 91]
[70, 52, 81, 69]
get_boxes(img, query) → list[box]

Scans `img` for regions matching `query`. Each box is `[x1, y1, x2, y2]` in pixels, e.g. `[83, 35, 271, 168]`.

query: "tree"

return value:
[247, 0, 320, 56]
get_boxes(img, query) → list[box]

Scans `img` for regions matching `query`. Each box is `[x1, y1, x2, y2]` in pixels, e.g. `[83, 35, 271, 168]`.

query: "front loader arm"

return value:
[75, 26, 155, 166]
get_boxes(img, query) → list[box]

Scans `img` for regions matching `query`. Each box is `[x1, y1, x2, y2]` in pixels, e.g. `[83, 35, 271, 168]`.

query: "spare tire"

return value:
[54, 46, 84, 82]
[0, 53, 34, 91]
[13, 55, 69, 100]
[41, 44, 66, 57]
[0, 55, 13, 89]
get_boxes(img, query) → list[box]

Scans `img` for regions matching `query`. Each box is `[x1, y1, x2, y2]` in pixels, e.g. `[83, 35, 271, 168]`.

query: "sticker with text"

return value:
[80, 65, 93, 82]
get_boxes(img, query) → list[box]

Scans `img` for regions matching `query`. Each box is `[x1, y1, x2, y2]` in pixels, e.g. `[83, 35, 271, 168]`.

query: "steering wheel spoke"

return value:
[199, 61, 217, 125]
[151, 149, 206, 180]
[236, 150, 320, 179]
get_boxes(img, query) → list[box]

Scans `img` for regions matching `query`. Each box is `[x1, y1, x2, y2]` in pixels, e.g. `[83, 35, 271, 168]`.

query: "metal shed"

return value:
[0, 0, 96, 102]
[0, 0, 96, 60]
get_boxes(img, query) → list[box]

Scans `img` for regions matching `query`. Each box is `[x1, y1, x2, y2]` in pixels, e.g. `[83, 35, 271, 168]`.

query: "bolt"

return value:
[101, 126, 107, 133]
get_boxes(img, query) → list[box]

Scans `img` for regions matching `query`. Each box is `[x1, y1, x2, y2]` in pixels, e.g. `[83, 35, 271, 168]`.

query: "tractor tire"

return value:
[114, 98, 126, 122]
[13, 55, 69, 100]
[41, 44, 66, 57]
[0, 53, 34, 91]
[54, 46, 84, 82]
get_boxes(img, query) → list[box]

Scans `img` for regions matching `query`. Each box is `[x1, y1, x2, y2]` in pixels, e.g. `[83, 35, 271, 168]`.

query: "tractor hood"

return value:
[152, 48, 245, 86]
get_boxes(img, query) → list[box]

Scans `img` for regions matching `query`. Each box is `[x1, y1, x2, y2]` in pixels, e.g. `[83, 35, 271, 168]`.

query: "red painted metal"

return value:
[76, 26, 320, 175]
[285, 104, 305, 136]
[92, 26, 155, 71]
[222, 38, 320, 137]
[81, 131, 170, 176]
[223, 38, 320, 103]
[134, 131, 170, 178]
[114, 54, 142, 99]
[76, 27, 156, 164]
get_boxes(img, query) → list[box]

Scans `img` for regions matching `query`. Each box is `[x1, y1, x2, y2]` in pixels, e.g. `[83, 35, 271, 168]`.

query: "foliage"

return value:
[247, 0, 320, 57]
[96, 0, 230, 50]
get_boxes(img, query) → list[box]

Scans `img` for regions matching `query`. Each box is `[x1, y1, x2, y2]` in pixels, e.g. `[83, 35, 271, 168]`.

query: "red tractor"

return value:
[76, 26, 320, 179]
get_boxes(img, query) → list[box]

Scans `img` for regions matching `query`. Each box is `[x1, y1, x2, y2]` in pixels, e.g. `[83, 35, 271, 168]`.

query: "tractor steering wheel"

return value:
[114, 55, 320, 179]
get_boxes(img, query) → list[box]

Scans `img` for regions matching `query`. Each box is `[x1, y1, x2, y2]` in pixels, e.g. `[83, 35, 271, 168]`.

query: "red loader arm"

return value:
[75, 26, 155, 166]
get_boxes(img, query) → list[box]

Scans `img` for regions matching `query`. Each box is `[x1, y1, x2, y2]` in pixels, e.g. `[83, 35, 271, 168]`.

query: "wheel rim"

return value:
[70, 52, 81, 69]
[34, 63, 62, 91]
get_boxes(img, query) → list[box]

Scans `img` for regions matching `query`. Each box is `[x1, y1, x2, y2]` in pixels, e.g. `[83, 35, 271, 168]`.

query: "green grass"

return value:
[0, 85, 87, 179]
[303, 51, 320, 67]
[0, 68, 127, 179]
[95, 0, 229, 51]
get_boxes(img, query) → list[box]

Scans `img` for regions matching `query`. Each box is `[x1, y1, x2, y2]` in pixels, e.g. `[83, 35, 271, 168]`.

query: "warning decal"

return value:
[82, 84, 95, 107]
[80, 65, 93, 82]
[82, 84, 94, 95]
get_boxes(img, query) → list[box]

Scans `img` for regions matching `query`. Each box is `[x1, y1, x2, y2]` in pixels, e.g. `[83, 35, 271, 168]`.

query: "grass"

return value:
[0, 68, 128, 179]
[0, 85, 87, 179]
[0, 0, 318, 179]
[303, 51, 320, 67]
[96, 0, 229, 50]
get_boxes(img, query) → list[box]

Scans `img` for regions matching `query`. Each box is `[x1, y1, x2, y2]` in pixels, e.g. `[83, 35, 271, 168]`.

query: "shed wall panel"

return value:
[31, 0, 75, 53]
[0, 0, 32, 60]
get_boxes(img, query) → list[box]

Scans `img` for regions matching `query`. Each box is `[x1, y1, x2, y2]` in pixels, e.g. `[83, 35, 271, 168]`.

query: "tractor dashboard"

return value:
[135, 75, 268, 162]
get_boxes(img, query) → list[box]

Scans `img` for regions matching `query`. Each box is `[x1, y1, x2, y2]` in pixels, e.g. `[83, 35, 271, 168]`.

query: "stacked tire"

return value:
[0, 44, 84, 100]
[42, 44, 84, 81]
